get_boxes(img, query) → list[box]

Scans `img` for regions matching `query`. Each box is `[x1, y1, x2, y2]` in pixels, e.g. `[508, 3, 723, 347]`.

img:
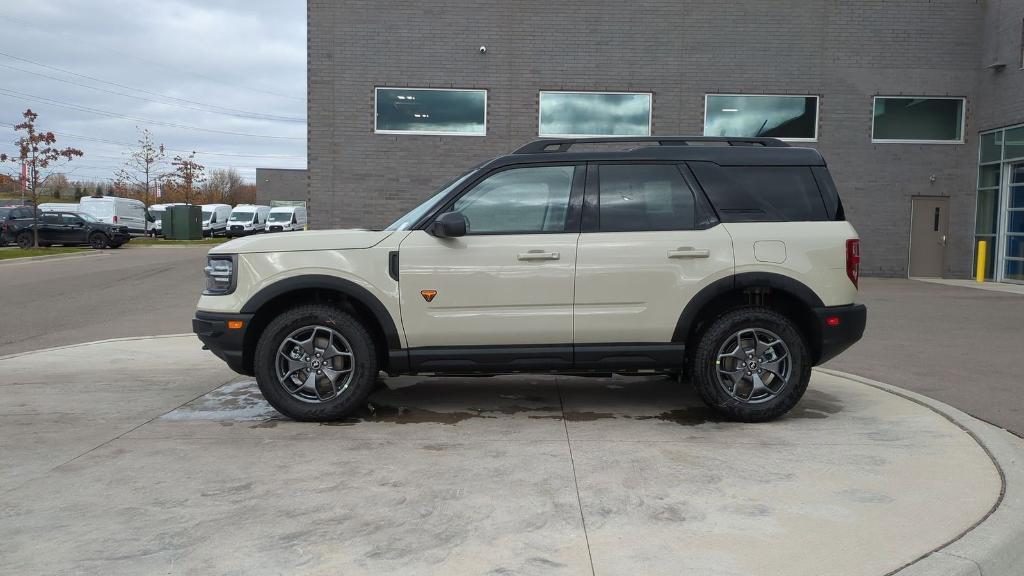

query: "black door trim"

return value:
[405, 342, 684, 373]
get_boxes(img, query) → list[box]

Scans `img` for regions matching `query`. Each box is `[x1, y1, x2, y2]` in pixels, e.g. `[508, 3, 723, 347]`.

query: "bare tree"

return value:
[170, 151, 205, 205]
[204, 167, 244, 204]
[1, 109, 83, 247]
[114, 128, 166, 206]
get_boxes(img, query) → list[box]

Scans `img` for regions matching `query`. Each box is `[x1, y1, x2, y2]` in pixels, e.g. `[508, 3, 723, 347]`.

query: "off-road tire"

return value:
[89, 233, 109, 249]
[254, 304, 378, 421]
[691, 307, 811, 422]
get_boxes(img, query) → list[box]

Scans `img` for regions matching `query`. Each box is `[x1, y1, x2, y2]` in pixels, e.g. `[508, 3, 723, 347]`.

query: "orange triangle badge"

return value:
[420, 290, 438, 303]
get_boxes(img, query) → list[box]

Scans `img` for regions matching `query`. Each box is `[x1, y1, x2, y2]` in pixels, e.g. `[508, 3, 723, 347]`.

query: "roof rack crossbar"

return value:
[512, 136, 790, 154]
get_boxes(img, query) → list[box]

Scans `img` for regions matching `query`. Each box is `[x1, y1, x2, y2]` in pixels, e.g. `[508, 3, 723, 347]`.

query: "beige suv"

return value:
[194, 137, 866, 422]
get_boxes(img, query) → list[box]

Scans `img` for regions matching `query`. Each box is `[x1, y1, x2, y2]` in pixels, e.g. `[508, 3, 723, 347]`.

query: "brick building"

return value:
[308, 0, 1024, 281]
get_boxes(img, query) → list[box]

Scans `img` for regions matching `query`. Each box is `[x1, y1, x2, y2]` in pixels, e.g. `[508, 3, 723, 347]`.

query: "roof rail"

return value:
[512, 136, 790, 154]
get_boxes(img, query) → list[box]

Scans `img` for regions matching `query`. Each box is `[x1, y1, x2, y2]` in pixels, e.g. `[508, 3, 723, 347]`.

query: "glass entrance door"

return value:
[1005, 163, 1024, 283]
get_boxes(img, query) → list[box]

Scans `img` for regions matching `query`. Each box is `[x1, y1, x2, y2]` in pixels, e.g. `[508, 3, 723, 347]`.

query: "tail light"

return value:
[846, 239, 860, 288]
[112, 215, 118, 223]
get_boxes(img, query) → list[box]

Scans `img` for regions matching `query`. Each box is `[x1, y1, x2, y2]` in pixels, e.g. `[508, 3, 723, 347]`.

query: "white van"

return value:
[148, 203, 185, 236]
[37, 202, 81, 213]
[226, 204, 271, 237]
[266, 205, 308, 232]
[78, 196, 147, 234]
[201, 204, 232, 237]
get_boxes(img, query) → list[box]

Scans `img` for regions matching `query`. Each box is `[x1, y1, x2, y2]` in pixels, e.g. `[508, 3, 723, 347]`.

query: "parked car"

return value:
[1, 205, 33, 246]
[201, 204, 232, 237]
[148, 203, 185, 237]
[194, 136, 867, 423]
[266, 205, 308, 232]
[78, 196, 147, 235]
[226, 204, 271, 237]
[37, 202, 81, 212]
[13, 211, 131, 249]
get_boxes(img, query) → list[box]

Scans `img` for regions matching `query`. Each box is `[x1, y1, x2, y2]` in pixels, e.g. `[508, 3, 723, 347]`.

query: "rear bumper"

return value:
[192, 311, 254, 375]
[813, 304, 867, 364]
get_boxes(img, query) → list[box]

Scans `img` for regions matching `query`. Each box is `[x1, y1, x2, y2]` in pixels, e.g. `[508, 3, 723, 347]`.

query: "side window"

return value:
[689, 163, 828, 222]
[40, 213, 60, 225]
[451, 165, 575, 234]
[598, 164, 696, 232]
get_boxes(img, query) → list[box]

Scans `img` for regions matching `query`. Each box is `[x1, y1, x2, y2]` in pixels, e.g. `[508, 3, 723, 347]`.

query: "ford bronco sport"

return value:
[193, 137, 866, 422]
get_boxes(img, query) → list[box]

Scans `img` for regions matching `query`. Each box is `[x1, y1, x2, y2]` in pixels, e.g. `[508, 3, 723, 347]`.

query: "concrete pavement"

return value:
[2, 335, 1020, 576]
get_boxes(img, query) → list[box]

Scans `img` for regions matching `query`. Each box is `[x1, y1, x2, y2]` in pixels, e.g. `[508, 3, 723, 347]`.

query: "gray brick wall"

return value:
[255, 168, 308, 207]
[308, 0, 1016, 278]
[977, 0, 1024, 131]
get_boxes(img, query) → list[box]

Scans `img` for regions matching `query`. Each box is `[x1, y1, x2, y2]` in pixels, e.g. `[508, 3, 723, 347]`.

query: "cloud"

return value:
[0, 0, 307, 183]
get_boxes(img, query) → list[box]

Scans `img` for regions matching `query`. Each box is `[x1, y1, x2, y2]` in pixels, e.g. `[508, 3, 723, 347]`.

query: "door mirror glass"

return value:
[431, 212, 468, 238]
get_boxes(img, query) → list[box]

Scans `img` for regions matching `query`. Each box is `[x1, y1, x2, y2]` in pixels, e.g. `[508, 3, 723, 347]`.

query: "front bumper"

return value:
[193, 311, 254, 375]
[813, 304, 867, 364]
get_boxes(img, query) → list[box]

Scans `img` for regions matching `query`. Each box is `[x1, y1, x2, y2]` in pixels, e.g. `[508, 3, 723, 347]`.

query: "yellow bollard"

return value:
[976, 240, 987, 283]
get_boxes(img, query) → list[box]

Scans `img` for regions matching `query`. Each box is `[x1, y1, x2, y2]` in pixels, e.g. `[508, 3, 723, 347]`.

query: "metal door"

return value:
[909, 196, 949, 277]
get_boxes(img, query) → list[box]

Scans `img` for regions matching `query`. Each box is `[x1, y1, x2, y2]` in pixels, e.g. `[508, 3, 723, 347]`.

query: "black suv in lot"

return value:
[0, 205, 34, 246]
[11, 211, 131, 249]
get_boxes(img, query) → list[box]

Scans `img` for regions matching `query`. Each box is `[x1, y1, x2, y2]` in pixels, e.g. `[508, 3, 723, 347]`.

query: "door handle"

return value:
[517, 249, 560, 261]
[667, 247, 710, 258]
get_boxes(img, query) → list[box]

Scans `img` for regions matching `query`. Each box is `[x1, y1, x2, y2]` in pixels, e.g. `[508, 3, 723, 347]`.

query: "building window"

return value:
[538, 91, 652, 137]
[703, 95, 819, 141]
[374, 88, 486, 136]
[871, 97, 965, 143]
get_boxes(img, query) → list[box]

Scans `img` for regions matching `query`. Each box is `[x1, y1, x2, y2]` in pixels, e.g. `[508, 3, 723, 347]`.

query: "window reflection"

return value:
[539, 92, 651, 137]
[704, 95, 818, 140]
[375, 88, 486, 135]
[872, 97, 964, 142]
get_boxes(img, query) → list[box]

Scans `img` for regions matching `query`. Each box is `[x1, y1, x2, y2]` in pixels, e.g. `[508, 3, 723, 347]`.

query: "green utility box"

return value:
[164, 204, 202, 240]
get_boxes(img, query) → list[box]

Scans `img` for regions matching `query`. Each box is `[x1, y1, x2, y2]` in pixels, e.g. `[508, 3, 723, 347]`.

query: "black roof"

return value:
[487, 136, 825, 168]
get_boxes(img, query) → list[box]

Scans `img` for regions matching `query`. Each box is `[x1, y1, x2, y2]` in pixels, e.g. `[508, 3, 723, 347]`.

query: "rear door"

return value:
[398, 163, 583, 355]
[37, 212, 64, 244]
[573, 163, 734, 345]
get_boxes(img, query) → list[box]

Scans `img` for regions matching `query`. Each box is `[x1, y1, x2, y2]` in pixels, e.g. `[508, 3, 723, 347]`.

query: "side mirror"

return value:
[431, 212, 468, 238]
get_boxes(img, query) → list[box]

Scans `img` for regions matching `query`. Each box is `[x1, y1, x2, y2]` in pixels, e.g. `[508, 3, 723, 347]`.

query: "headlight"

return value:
[203, 255, 236, 295]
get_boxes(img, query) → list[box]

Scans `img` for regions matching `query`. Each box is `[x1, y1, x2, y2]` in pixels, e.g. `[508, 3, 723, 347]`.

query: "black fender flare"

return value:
[240, 274, 402, 350]
[672, 272, 825, 342]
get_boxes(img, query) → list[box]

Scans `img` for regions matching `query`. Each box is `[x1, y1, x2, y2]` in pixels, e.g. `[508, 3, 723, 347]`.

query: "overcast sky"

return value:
[0, 0, 306, 183]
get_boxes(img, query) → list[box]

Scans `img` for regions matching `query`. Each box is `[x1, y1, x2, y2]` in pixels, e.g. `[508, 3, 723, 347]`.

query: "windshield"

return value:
[385, 170, 477, 231]
[267, 212, 291, 222]
[75, 212, 100, 223]
[0, 208, 9, 219]
[230, 212, 254, 222]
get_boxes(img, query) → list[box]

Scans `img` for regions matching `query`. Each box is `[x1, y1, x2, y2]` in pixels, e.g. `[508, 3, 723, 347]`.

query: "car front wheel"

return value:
[89, 233, 109, 249]
[253, 304, 379, 421]
[690, 307, 811, 422]
[16, 232, 33, 249]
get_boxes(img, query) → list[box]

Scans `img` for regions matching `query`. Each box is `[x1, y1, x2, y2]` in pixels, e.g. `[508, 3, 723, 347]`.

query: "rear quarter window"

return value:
[688, 162, 831, 222]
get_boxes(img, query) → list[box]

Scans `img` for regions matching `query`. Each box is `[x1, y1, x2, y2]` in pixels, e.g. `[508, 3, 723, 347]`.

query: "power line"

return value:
[0, 121, 306, 160]
[0, 13, 305, 103]
[0, 61, 304, 123]
[0, 88, 304, 140]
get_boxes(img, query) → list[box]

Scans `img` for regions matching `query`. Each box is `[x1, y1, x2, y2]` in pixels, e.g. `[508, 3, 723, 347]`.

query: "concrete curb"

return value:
[0, 250, 107, 265]
[818, 368, 1024, 576]
[0, 333, 195, 362]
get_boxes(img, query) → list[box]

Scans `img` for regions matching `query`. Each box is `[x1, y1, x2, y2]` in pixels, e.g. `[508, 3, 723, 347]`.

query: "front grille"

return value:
[269, 226, 282, 232]
[230, 225, 243, 231]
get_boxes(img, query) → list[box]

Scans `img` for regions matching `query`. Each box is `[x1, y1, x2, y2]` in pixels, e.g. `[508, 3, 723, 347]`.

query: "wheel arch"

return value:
[673, 272, 825, 364]
[239, 275, 402, 375]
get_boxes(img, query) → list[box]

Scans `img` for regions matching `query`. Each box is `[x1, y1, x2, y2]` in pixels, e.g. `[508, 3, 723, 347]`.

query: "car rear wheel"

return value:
[690, 307, 811, 422]
[16, 232, 33, 249]
[254, 304, 378, 421]
[89, 233, 109, 249]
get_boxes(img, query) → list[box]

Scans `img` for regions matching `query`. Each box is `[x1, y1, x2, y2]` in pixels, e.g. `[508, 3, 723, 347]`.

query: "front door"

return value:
[909, 196, 949, 277]
[398, 164, 583, 353]
[1002, 163, 1024, 283]
[60, 213, 89, 244]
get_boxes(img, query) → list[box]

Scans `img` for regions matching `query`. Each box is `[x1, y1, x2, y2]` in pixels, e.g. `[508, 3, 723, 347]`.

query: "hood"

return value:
[209, 229, 393, 254]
